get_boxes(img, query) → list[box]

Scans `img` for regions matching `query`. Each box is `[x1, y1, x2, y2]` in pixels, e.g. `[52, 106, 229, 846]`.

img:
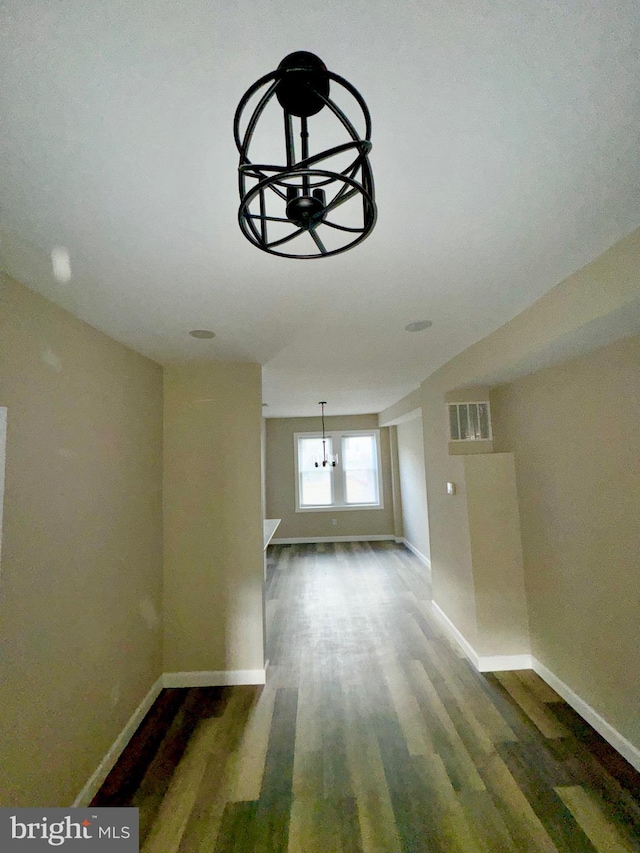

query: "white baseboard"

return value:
[162, 669, 266, 688]
[478, 654, 533, 672]
[532, 659, 640, 773]
[271, 535, 395, 545]
[431, 601, 481, 669]
[73, 667, 266, 805]
[431, 601, 640, 772]
[397, 537, 431, 569]
[431, 601, 531, 672]
[72, 676, 163, 807]
[73, 649, 640, 812]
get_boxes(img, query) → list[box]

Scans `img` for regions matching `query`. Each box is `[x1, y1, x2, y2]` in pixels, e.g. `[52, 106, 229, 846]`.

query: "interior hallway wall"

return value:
[396, 414, 430, 564]
[379, 227, 640, 759]
[0, 273, 164, 806]
[491, 334, 640, 749]
[163, 362, 264, 675]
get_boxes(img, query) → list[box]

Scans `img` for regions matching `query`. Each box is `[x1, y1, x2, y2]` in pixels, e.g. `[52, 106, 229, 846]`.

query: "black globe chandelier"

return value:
[234, 51, 376, 259]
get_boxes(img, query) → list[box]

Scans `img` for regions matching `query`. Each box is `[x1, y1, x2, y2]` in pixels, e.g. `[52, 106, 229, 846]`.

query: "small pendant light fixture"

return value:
[234, 51, 376, 258]
[315, 401, 338, 467]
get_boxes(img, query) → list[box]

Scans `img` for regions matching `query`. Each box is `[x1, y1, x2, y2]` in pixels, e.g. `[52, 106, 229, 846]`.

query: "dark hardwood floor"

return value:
[94, 541, 640, 852]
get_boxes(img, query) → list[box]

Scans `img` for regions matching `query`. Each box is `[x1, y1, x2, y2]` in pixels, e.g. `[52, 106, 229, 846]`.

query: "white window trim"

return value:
[294, 429, 384, 512]
[447, 401, 493, 442]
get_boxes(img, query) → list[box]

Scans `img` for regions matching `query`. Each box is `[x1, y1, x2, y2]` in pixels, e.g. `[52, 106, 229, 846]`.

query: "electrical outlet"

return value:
[331, 518, 337, 526]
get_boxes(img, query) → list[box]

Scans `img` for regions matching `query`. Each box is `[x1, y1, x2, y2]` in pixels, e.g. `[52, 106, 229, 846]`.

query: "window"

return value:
[448, 402, 492, 441]
[294, 429, 383, 511]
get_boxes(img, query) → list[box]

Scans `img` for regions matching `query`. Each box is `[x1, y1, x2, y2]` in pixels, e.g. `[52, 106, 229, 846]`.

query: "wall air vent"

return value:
[448, 402, 492, 442]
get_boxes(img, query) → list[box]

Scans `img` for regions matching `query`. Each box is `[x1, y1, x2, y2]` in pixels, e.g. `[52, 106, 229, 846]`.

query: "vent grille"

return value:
[448, 402, 491, 441]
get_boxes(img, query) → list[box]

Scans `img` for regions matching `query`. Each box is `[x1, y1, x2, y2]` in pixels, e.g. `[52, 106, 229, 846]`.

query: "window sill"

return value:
[296, 503, 383, 513]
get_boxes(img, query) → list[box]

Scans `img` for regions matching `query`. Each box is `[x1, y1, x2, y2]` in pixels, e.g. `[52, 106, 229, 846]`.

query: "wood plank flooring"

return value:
[94, 542, 640, 852]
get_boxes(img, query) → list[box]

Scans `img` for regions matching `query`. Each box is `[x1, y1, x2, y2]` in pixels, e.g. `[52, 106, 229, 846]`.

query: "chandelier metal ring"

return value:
[238, 167, 376, 258]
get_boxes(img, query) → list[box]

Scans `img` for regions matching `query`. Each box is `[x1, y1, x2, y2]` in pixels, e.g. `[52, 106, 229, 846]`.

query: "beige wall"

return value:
[388, 426, 403, 539]
[265, 415, 395, 539]
[378, 387, 422, 426]
[491, 335, 640, 747]
[0, 407, 6, 564]
[0, 274, 163, 806]
[261, 416, 267, 518]
[421, 385, 479, 645]
[463, 453, 529, 658]
[378, 227, 640, 755]
[163, 362, 264, 674]
[396, 415, 430, 563]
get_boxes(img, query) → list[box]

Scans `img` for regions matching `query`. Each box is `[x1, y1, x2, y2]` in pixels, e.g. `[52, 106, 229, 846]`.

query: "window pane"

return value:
[301, 469, 332, 505]
[299, 437, 332, 506]
[343, 435, 378, 504]
[345, 469, 378, 504]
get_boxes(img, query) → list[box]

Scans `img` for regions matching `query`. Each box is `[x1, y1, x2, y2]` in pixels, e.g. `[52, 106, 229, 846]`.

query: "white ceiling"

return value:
[1, 1, 639, 417]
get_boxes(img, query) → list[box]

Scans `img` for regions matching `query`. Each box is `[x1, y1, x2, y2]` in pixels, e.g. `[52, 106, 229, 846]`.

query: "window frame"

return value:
[294, 428, 384, 512]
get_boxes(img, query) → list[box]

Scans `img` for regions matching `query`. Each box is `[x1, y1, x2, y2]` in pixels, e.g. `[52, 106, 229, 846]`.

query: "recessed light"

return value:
[405, 320, 433, 332]
[189, 329, 216, 339]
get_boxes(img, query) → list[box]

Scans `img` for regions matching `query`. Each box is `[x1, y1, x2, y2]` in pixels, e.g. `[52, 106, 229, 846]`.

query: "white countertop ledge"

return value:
[263, 518, 281, 550]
